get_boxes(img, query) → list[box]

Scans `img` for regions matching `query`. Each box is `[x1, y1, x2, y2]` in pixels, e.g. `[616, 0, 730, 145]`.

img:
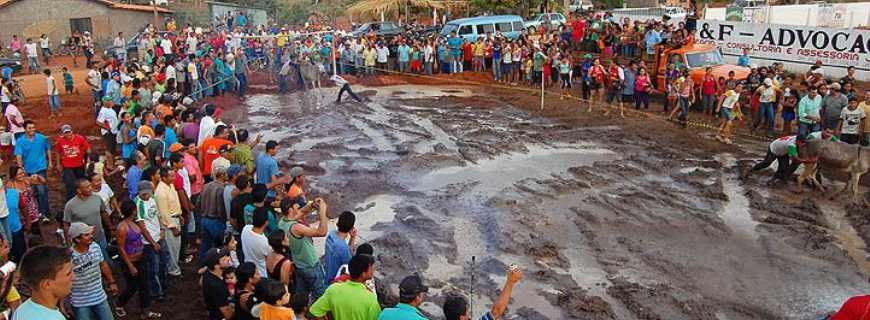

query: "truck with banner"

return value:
[694, 19, 869, 81]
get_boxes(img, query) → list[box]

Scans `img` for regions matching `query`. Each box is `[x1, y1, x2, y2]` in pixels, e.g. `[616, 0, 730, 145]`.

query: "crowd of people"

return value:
[0, 5, 865, 320]
[0, 12, 530, 320]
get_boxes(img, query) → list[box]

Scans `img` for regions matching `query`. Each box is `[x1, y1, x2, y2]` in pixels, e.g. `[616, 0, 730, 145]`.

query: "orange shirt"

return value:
[137, 125, 155, 139]
[286, 184, 304, 201]
[199, 137, 233, 175]
[259, 303, 295, 320]
[156, 104, 173, 118]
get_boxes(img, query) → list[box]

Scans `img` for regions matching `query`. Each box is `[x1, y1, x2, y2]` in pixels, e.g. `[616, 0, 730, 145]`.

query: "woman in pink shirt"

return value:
[8, 36, 21, 54]
[634, 68, 651, 110]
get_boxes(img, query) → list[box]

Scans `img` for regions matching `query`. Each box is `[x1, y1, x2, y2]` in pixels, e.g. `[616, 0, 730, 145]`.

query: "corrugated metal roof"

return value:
[0, 0, 173, 13]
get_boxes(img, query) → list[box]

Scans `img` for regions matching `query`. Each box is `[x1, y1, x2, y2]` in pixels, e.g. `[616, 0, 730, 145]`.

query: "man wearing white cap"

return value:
[69, 222, 118, 320]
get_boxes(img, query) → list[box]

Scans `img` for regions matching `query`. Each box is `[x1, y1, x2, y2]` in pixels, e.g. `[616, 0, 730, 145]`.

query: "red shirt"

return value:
[463, 43, 473, 62]
[54, 134, 90, 169]
[702, 75, 716, 95]
[831, 295, 870, 320]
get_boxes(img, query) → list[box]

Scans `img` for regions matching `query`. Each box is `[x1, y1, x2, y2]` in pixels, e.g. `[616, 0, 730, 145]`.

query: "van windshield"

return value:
[685, 50, 725, 68]
[441, 24, 459, 36]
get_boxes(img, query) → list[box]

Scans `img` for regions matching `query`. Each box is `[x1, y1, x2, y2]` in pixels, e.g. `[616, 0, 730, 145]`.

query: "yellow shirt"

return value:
[154, 181, 181, 229]
[6, 286, 19, 304]
[276, 34, 287, 47]
[861, 101, 870, 132]
[364, 49, 376, 66]
[473, 43, 485, 56]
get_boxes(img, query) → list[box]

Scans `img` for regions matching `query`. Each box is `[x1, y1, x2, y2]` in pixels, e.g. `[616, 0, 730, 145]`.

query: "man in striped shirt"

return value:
[69, 222, 118, 320]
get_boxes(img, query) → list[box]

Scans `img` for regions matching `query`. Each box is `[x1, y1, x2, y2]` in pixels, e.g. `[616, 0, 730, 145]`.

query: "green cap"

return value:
[584, 54, 593, 59]
[101, 96, 112, 102]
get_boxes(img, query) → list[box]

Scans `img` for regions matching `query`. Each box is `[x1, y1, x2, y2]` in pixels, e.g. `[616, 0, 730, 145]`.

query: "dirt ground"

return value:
[13, 68, 870, 320]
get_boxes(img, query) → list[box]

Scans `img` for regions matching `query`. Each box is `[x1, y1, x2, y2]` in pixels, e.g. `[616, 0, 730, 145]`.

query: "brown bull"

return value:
[797, 138, 870, 203]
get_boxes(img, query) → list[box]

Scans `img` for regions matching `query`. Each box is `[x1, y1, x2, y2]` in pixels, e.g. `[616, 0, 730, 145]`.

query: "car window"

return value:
[384, 23, 395, 30]
[513, 21, 523, 30]
[496, 22, 513, 32]
[481, 23, 495, 34]
[458, 25, 473, 35]
[441, 24, 459, 36]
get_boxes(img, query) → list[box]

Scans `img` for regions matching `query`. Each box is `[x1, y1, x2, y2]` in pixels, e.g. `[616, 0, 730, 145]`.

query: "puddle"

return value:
[409, 115, 459, 153]
[680, 166, 716, 174]
[414, 144, 619, 194]
[371, 85, 473, 99]
[245, 94, 282, 113]
[291, 136, 341, 152]
[348, 118, 395, 151]
[718, 154, 760, 240]
[817, 202, 870, 276]
[353, 194, 402, 239]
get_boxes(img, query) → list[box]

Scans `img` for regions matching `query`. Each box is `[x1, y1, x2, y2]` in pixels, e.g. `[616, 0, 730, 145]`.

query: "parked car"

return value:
[569, 0, 594, 12]
[102, 31, 175, 60]
[409, 25, 441, 38]
[0, 56, 22, 75]
[524, 13, 567, 32]
[350, 22, 404, 39]
[440, 15, 525, 41]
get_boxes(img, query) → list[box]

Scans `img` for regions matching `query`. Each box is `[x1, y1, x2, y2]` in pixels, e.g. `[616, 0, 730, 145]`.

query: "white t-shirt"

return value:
[160, 38, 172, 54]
[87, 69, 102, 91]
[113, 37, 125, 54]
[376, 47, 389, 63]
[24, 43, 38, 58]
[769, 135, 797, 157]
[39, 38, 49, 49]
[96, 107, 119, 135]
[46, 75, 59, 95]
[197, 115, 216, 146]
[95, 183, 114, 216]
[186, 36, 198, 52]
[722, 91, 739, 109]
[0, 178, 7, 218]
[136, 197, 162, 242]
[177, 167, 191, 197]
[840, 107, 866, 135]
[241, 225, 272, 277]
[166, 64, 176, 80]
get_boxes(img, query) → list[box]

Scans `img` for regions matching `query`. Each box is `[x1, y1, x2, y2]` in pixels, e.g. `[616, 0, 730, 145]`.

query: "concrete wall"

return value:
[0, 0, 166, 48]
[705, 3, 870, 28]
[209, 2, 268, 28]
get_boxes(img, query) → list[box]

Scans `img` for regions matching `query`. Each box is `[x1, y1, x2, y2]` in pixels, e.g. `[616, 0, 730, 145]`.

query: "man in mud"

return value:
[743, 128, 837, 185]
[331, 74, 364, 104]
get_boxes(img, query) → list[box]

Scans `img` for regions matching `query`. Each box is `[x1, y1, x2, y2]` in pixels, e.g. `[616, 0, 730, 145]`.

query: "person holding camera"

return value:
[278, 190, 329, 303]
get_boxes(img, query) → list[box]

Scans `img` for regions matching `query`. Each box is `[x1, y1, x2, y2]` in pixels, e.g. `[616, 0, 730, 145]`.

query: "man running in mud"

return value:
[743, 128, 837, 185]
[330, 74, 364, 104]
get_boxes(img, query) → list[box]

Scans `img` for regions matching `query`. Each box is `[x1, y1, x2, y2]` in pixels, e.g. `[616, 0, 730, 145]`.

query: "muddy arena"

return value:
[15, 64, 868, 319]
[184, 72, 870, 320]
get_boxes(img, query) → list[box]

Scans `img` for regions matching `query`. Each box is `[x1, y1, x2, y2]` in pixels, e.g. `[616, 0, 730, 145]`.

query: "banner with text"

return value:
[695, 20, 870, 71]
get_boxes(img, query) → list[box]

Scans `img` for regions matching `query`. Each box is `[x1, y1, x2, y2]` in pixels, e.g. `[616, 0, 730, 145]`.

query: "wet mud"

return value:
[218, 79, 870, 320]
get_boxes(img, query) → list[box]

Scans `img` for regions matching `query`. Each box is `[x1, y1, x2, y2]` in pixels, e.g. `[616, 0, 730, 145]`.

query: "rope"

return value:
[322, 62, 772, 141]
